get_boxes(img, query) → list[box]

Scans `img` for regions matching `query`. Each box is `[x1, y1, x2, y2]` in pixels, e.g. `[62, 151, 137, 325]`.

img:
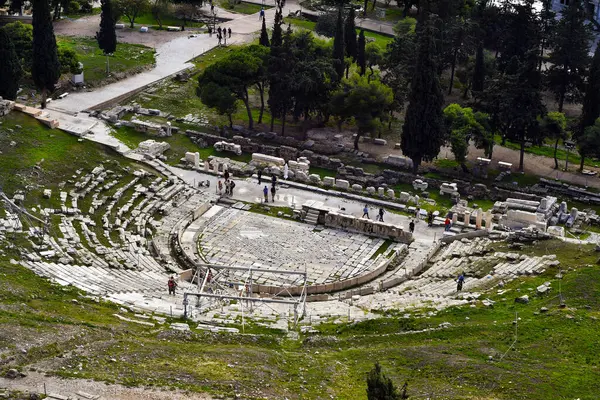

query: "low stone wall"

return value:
[380, 241, 441, 290]
[251, 251, 397, 296]
[322, 210, 413, 244]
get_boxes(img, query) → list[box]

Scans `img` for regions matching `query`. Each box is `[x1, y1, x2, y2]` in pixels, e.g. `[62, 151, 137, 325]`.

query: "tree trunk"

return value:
[228, 113, 233, 128]
[281, 112, 286, 135]
[345, 64, 350, 79]
[129, 17, 134, 28]
[553, 138, 559, 169]
[354, 132, 360, 150]
[412, 158, 419, 174]
[106, 54, 110, 75]
[501, 135, 506, 146]
[337, 119, 343, 132]
[403, 1, 410, 17]
[388, 109, 393, 129]
[257, 83, 264, 124]
[372, 0, 377, 10]
[270, 113, 275, 132]
[462, 81, 470, 99]
[363, 0, 368, 16]
[41, 88, 47, 109]
[448, 48, 458, 95]
[519, 138, 525, 172]
[242, 89, 254, 130]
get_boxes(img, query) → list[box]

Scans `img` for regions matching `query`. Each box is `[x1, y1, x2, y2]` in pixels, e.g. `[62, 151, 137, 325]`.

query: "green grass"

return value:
[285, 17, 393, 48]
[120, 11, 204, 29]
[0, 112, 134, 199]
[220, 1, 272, 14]
[57, 36, 155, 87]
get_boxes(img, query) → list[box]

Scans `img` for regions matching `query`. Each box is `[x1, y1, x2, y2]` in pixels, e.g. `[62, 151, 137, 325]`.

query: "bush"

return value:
[315, 12, 337, 37]
[80, 0, 92, 13]
[68, 0, 80, 13]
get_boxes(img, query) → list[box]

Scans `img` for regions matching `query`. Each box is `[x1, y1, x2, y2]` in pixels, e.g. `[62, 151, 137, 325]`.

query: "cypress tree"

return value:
[259, 17, 270, 47]
[0, 28, 23, 100]
[578, 45, 600, 170]
[344, 7, 357, 60]
[547, 0, 592, 112]
[32, 0, 60, 109]
[401, 13, 445, 174]
[357, 29, 366, 76]
[332, 7, 345, 81]
[96, 0, 117, 74]
[471, 44, 485, 93]
[271, 0, 284, 47]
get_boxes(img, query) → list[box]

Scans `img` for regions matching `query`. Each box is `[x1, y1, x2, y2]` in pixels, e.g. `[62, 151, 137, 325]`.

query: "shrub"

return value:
[68, 0, 80, 13]
[315, 12, 337, 37]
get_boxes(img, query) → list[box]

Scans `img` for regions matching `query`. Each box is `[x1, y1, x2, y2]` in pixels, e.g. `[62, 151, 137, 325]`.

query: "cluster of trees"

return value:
[198, 1, 403, 149]
[112, 0, 206, 29]
[261, 0, 600, 173]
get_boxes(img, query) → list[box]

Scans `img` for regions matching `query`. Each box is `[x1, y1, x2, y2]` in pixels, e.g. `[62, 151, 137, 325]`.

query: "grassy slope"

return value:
[57, 36, 155, 87]
[1, 236, 600, 399]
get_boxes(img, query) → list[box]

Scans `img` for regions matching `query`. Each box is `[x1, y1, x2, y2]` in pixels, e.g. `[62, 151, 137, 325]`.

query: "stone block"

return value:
[399, 192, 410, 202]
[309, 174, 321, 183]
[377, 187, 385, 196]
[323, 176, 335, 186]
[394, 143, 401, 149]
[387, 189, 394, 198]
[335, 179, 350, 189]
[251, 153, 285, 166]
[184, 152, 200, 168]
[352, 183, 363, 191]
[366, 186, 376, 194]
[373, 138, 387, 146]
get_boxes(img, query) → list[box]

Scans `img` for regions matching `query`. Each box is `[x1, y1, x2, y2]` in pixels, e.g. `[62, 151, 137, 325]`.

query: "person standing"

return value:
[415, 207, 420, 220]
[257, 170, 262, 185]
[263, 185, 269, 202]
[378, 208, 385, 222]
[224, 170, 230, 181]
[259, 7, 264, 20]
[427, 211, 434, 227]
[228, 27, 232, 38]
[229, 180, 236, 196]
[168, 276, 177, 295]
[271, 174, 277, 187]
[362, 204, 370, 219]
[270, 185, 276, 202]
[457, 273, 465, 292]
[218, 180, 223, 195]
[217, 26, 222, 37]
[409, 220, 415, 233]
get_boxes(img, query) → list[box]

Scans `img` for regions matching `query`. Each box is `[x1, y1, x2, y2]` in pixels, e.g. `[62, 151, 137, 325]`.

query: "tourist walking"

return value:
[208, 26, 212, 36]
[444, 216, 451, 231]
[270, 185, 276, 202]
[409, 220, 415, 233]
[257, 170, 262, 185]
[271, 174, 277, 187]
[457, 273, 465, 292]
[168, 276, 177, 295]
[224, 180, 229, 195]
[228, 27, 232, 38]
[224, 170, 230, 181]
[218, 180, 223, 195]
[217, 26, 222, 36]
[362, 204, 370, 219]
[229, 180, 236, 196]
[427, 211, 434, 227]
[378, 208, 385, 222]
[217, 32, 222, 45]
[259, 7, 265, 20]
[415, 207, 420, 220]
[263, 185, 269, 202]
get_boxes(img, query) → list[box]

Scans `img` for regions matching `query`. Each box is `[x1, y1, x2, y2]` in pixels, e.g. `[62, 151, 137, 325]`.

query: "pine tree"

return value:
[0, 28, 23, 100]
[366, 362, 405, 400]
[401, 13, 445, 174]
[271, 0, 284, 47]
[259, 17, 270, 47]
[547, 0, 592, 112]
[32, 0, 60, 109]
[357, 29, 366, 76]
[471, 44, 485, 93]
[96, 0, 117, 74]
[332, 7, 345, 81]
[577, 45, 600, 170]
[344, 7, 357, 60]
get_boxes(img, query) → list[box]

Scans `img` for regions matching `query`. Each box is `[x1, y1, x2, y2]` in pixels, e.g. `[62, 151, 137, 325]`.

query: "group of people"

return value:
[260, 171, 278, 203]
[361, 205, 386, 222]
[208, 26, 232, 45]
[217, 170, 236, 196]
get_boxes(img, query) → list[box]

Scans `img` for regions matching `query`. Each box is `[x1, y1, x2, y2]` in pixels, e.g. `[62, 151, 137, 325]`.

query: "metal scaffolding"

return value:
[183, 263, 308, 327]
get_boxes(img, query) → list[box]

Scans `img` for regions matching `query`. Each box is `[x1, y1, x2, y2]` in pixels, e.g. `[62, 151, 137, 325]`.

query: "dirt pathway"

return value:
[0, 372, 212, 400]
